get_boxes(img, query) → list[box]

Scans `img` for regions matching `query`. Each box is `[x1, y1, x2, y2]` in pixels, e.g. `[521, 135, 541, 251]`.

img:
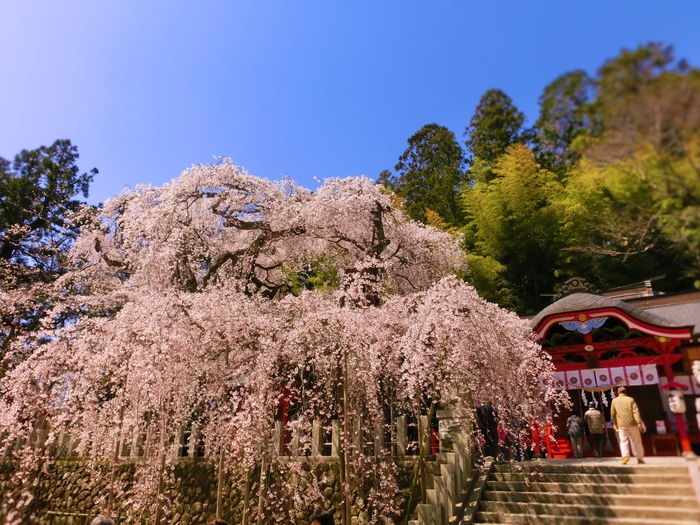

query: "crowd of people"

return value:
[476, 400, 542, 462]
[478, 386, 647, 465]
[566, 386, 646, 463]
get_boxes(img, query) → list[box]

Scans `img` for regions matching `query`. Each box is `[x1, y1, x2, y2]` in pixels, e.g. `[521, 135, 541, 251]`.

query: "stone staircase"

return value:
[472, 460, 700, 524]
[412, 437, 477, 525]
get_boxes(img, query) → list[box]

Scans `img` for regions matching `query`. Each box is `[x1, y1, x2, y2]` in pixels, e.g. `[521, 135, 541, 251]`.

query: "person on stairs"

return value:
[476, 400, 499, 459]
[611, 386, 646, 465]
[497, 421, 508, 462]
[584, 402, 605, 458]
[566, 412, 584, 458]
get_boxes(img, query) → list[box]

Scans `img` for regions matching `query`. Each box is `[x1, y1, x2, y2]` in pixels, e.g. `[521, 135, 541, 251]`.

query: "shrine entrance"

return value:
[531, 285, 698, 457]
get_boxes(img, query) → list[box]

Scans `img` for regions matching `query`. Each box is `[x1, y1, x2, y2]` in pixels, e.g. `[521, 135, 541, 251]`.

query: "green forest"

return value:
[379, 43, 700, 314]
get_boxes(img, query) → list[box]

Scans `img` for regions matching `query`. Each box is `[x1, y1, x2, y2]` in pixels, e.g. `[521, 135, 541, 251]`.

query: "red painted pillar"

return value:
[531, 420, 540, 455]
[546, 422, 554, 459]
[676, 414, 692, 454]
[662, 353, 674, 383]
[663, 353, 692, 454]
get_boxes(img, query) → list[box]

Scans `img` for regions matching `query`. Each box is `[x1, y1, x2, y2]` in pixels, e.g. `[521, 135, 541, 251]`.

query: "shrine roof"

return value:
[530, 292, 683, 331]
[645, 301, 700, 335]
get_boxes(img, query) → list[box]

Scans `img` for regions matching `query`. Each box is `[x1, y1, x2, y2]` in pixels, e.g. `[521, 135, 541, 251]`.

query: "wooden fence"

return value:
[0, 416, 426, 461]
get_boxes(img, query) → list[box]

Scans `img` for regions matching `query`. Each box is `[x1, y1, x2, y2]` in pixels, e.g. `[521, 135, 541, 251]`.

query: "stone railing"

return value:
[409, 410, 478, 525]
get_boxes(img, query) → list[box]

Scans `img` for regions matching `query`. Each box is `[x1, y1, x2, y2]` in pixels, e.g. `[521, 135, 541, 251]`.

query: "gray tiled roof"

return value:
[530, 293, 685, 330]
[645, 302, 700, 335]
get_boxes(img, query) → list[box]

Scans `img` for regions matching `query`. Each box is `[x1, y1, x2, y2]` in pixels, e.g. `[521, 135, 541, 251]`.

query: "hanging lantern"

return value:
[668, 388, 687, 414]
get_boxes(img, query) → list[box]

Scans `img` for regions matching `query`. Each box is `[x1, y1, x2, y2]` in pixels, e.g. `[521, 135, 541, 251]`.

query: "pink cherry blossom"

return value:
[0, 163, 563, 523]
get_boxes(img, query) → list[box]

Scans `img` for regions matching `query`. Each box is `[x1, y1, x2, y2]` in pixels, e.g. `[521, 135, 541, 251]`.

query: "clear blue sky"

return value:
[2, 1, 700, 205]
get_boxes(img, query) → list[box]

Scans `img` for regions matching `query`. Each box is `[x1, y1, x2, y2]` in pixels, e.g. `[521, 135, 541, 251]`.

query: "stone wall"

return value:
[0, 457, 419, 525]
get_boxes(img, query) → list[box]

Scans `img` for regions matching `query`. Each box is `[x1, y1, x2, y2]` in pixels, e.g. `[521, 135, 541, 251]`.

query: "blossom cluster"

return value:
[0, 163, 562, 523]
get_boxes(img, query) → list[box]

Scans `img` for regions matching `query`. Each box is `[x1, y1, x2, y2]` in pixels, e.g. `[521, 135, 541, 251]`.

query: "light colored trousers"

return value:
[618, 426, 644, 460]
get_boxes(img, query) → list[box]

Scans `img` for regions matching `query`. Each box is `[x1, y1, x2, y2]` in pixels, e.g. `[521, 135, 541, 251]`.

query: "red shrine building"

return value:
[530, 278, 700, 457]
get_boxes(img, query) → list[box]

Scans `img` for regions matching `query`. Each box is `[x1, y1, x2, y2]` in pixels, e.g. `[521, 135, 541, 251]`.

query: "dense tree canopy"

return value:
[595, 42, 684, 110]
[0, 139, 95, 272]
[464, 89, 525, 178]
[382, 43, 700, 313]
[532, 70, 596, 175]
[0, 139, 96, 370]
[570, 45, 700, 288]
[379, 124, 467, 226]
[462, 145, 562, 312]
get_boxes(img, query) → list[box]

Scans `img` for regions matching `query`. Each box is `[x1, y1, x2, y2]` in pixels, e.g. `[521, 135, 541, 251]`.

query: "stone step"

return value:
[486, 480, 695, 496]
[493, 463, 688, 475]
[490, 472, 691, 484]
[473, 512, 700, 524]
[478, 501, 700, 521]
[483, 490, 699, 508]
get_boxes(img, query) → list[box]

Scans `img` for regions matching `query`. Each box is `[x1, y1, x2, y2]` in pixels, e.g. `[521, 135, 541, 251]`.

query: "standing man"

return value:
[476, 400, 499, 459]
[566, 412, 584, 458]
[611, 386, 645, 465]
[584, 402, 605, 458]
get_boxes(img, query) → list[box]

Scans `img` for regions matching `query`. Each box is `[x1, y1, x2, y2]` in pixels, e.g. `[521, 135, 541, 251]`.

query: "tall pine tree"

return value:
[464, 89, 525, 182]
[379, 124, 467, 226]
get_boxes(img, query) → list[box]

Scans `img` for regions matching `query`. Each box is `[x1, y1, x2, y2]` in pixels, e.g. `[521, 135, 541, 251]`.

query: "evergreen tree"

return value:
[1, 139, 96, 370]
[464, 89, 525, 181]
[533, 71, 596, 175]
[0, 139, 95, 276]
[380, 124, 467, 226]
